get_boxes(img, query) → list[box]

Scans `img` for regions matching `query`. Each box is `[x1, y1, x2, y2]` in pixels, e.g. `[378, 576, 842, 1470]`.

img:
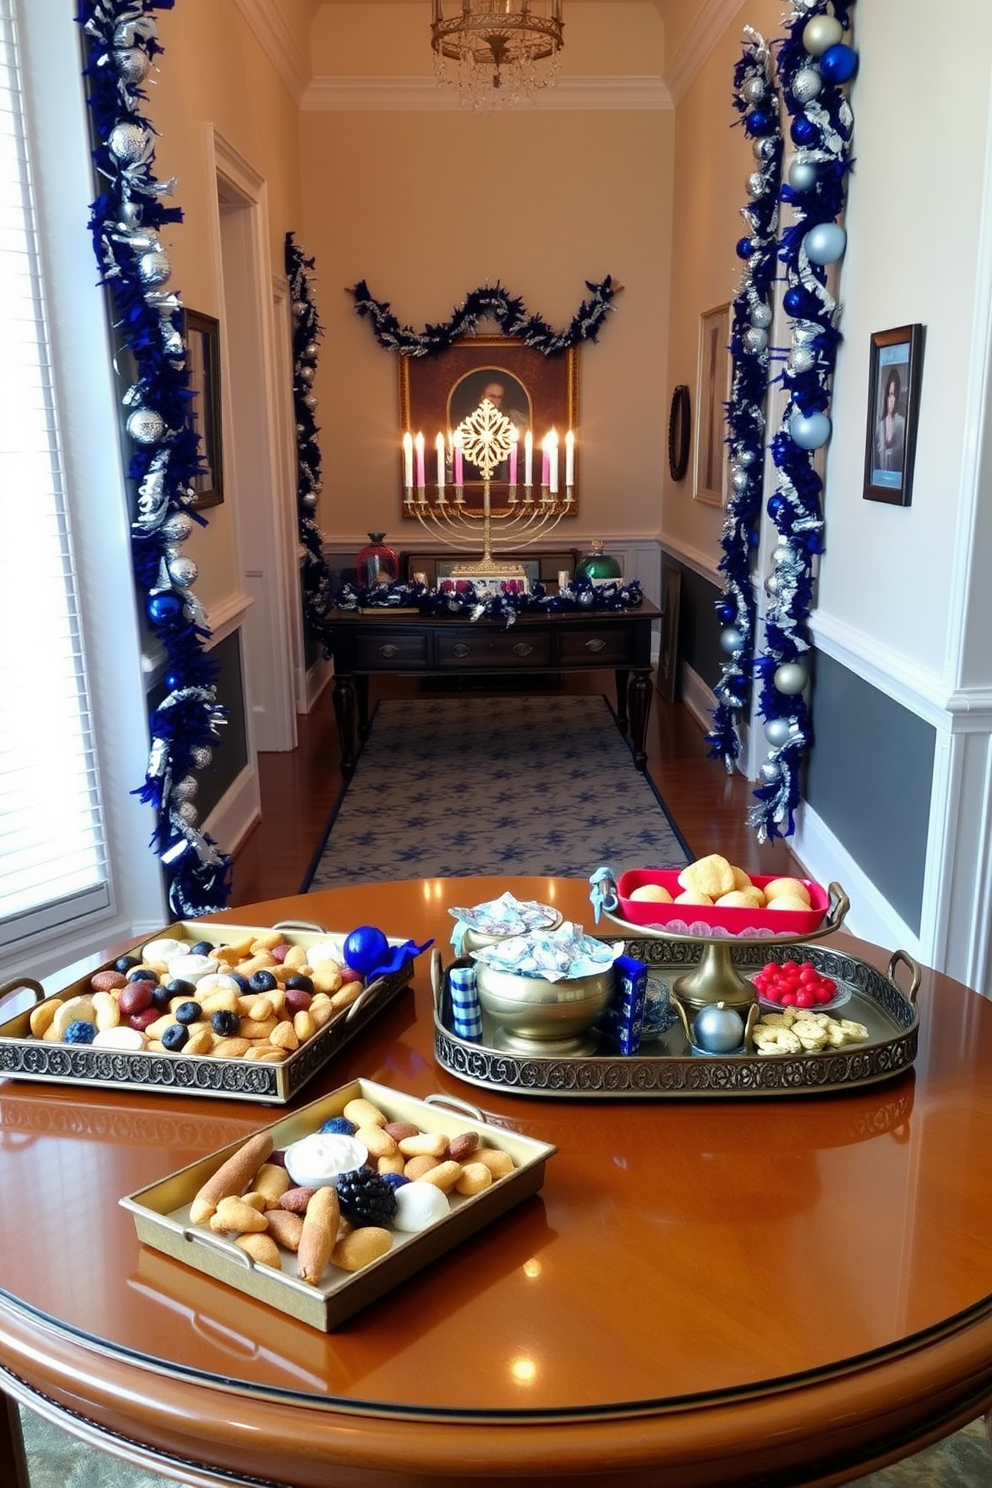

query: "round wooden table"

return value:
[2, 876, 992, 1488]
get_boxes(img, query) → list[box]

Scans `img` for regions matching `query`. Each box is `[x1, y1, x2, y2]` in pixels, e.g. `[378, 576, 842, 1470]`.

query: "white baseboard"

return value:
[202, 761, 261, 860]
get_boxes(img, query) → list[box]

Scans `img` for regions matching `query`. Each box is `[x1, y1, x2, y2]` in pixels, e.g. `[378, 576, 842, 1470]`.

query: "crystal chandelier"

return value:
[431, 1, 564, 109]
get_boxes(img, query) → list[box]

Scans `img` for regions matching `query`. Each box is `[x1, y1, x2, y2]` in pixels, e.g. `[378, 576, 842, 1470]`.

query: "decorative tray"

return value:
[0, 921, 414, 1105]
[121, 1077, 556, 1330]
[433, 937, 921, 1099]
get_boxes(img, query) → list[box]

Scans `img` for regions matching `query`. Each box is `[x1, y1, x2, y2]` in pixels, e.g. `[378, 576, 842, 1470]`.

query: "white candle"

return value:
[435, 432, 445, 493]
[548, 429, 559, 494]
[508, 426, 519, 486]
[415, 432, 425, 489]
[402, 431, 413, 489]
[565, 429, 575, 488]
[524, 429, 533, 488]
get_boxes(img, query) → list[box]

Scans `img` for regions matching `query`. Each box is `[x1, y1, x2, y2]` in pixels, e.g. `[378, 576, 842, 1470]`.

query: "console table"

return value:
[323, 601, 659, 777]
[1, 875, 992, 1488]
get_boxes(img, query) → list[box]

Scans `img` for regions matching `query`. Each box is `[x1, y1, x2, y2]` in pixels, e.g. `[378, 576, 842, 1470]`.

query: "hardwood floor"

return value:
[229, 672, 803, 908]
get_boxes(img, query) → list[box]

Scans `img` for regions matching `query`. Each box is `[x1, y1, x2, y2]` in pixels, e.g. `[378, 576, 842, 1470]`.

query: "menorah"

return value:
[402, 398, 575, 589]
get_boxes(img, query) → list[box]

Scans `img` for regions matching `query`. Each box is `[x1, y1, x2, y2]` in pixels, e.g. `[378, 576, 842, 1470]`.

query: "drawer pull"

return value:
[584, 638, 607, 653]
[379, 644, 401, 659]
[452, 643, 472, 658]
[512, 643, 534, 657]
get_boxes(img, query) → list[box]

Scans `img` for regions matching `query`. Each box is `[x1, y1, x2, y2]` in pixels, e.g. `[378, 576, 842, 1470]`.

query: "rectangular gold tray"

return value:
[0, 921, 412, 1104]
[121, 1078, 556, 1330]
[434, 937, 920, 1098]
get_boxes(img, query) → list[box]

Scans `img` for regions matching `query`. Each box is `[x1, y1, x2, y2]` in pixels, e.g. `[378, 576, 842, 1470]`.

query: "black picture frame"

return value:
[398, 334, 578, 515]
[668, 384, 691, 482]
[863, 324, 924, 506]
[184, 308, 224, 509]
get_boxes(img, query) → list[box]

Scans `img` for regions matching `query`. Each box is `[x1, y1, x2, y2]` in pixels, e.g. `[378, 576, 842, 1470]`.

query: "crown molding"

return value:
[664, 0, 745, 105]
[302, 74, 671, 112]
[231, 0, 310, 104]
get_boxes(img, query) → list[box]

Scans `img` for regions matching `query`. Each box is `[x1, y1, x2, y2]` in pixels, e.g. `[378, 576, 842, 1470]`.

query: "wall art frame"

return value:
[398, 334, 578, 515]
[668, 384, 691, 482]
[184, 308, 224, 509]
[863, 323, 925, 507]
[694, 303, 731, 507]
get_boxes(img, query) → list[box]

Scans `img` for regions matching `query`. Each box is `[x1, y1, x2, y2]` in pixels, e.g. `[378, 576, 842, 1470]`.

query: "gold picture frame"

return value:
[694, 304, 731, 508]
[398, 335, 578, 515]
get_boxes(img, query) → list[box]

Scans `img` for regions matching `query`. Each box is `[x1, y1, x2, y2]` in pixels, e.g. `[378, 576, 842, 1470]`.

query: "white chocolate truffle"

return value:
[393, 1182, 450, 1232]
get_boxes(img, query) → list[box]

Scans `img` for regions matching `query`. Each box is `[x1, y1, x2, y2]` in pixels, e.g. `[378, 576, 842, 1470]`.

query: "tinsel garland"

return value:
[335, 577, 643, 626]
[350, 277, 621, 357]
[748, 0, 857, 841]
[76, 0, 232, 914]
[706, 27, 783, 771]
[285, 233, 333, 637]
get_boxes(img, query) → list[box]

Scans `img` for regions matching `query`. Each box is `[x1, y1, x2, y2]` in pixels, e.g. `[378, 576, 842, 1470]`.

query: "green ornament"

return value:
[575, 540, 622, 582]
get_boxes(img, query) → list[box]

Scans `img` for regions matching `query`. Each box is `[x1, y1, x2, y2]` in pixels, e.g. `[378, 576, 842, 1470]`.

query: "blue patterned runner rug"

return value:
[303, 694, 692, 891]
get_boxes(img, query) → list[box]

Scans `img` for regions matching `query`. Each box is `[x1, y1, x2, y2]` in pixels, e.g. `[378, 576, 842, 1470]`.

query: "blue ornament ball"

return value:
[788, 157, 819, 193]
[736, 236, 755, 260]
[716, 599, 736, 624]
[782, 286, 811, 318]
[819, 43, 858, 84]
[146, 589, 185, 627]
[789, 410, 832, 450]
[342, 925, 390, 975]
[791, 115, 819, 148]
[767, 494, 788, 522]
[744, 107, 775, 138]
[804, 222, 847, 265]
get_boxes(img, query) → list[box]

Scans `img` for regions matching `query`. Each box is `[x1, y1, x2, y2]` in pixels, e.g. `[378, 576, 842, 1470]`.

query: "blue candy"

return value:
[319, 1116, 357, 1136]
[64, 1020, 96, 1045]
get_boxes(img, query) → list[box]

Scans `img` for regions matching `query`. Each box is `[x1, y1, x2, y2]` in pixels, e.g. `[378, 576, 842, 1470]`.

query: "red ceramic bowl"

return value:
[614, 869, 829, 938]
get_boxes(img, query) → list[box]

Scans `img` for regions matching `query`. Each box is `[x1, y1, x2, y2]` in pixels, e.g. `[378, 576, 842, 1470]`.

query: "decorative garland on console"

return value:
[285, 233, 333, 636]
[350, 277, 621, 357]
[77, 0, 232, 913]
[748, 0, 856, 842]
[706, 27, 783, 771]
[335, 576, 643, 627]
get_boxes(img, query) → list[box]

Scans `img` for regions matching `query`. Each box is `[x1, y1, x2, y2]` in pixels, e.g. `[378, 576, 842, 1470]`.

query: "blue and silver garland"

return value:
[707, 26, 783, 771]
[351, 277, 621, 357]
[285, 233, 333, 637]
[748, 0, 857, 841]
[77, 0, 232, 914]
[336, 576, 643, 626]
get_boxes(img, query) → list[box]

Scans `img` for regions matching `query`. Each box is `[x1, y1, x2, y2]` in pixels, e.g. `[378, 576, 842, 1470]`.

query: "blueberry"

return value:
[114, 954, 140, 974]
[248, 969, 278, 992]
[211, 1008, 240, 1036]
[285, 974, 314, 993]
[64, 1020, 96, 1045]
[230, 974, 250, 992]
[175, 1001, 202, 1025]
[319, 1116, 357, 1136]
[190, 940, 215, 957]
[381, 1172, 410, 1189]
[166, 978, 196, 998]
[161, 1022, 189, 1051]
[150, 985, 173, 1012]
[127, 968, 158, 984]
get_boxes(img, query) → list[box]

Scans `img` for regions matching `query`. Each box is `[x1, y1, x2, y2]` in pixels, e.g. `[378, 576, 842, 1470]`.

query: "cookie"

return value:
[678, 853, 736, 899]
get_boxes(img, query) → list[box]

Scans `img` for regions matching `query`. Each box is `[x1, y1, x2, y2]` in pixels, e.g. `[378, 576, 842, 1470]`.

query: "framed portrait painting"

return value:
[694, 304, 731, 507]
[184, 308, 224, 509]
[398, 335, 578, 514]
[863, 324, 925, 506]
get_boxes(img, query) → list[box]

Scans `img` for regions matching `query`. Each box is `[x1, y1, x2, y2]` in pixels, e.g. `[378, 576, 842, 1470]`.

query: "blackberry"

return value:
[335, 1168, 398, 1227]
[319, 1116, 357, 1136]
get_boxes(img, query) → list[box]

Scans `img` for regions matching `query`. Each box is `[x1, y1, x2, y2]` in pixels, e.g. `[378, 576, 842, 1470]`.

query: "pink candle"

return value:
[415, 432, 425, 489]
[549, 429, 559, 495]
[453, 431, 464, 486]
[524, 430, 533, 488]
[435, 432, 445, 493]
[541, 436, 550, 488]
[508, 427, 518, 486]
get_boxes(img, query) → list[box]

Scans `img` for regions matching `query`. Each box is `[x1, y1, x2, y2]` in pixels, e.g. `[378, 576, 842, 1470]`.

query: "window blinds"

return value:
[0, 0, 110, 949]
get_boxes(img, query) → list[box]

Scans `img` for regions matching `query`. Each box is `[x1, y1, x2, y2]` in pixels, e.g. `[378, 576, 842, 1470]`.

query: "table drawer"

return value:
[557, 625, 635, 666]
[353, 631, 429, 669]
[436, 630, 552, 669]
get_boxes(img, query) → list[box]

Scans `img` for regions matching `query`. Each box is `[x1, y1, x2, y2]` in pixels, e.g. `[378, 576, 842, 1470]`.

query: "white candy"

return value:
[92, 1026, 147, 1051]
[305, 939, 345, 969]
[167, 953, 220, 984]
[142, 937, 187, 964]
[195, 972, 241, 995]
[393, 1182, 450, 1232]
[283, 1132, 368, 1188]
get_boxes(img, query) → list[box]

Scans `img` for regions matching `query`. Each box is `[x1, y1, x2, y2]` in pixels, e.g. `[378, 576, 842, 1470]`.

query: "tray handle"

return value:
[588, 866, 619, 924]
[273, 919, 327, 934]
[423, 1092, 485, 1122]
[181, 1226, 260, 1271]
[430, 947, 445, 1015]
[886, 948, 922, 1005]
[823, 882, 850, 932]
[0, 978, 45, 1007]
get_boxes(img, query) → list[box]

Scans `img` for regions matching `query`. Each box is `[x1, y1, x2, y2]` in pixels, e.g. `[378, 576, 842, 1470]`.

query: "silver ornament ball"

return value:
[171, 775, 199, 803]
[731, 465, 751, 494]
[759, 759, 782, 784]
[764, 716, 793, 748]
[802, 14, 844, 56]
[741, 75, 767, 105]
[693, 1002, 745, 1054]
[749, 301, 773, 330]
[789, 410, 832, 451]
[720, 626, 744, 655]
[302, 492, 318, 508]
[791, 66, 823, 105]
[788, 157, 819, 193]
[789, 346, 816, 376]
[298, 364, 315, 384]
[190, 746, 213, 770]
[304, 342, 319, 360]
[775, 662, 808, 695]
[126, 407, 166, 445]
[108, 122, 148, 164]
[746, 171, 769, 199]
[764, 572, 781, 597]
[168, 555, 199, 588]
[743, 326, 769, 355]
[161, 512, 194, 544]
[304, 393, 318, 411]
[175, 801, 199, 827]
[771, 544, 793, 569]
[114, 47, 151, 86]
[804, 222, 848, 266]
[138, 250, 171, 288]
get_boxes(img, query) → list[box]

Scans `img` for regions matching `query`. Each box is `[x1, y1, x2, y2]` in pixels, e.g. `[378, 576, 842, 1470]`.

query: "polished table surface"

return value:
[2, 876, 992, 1488]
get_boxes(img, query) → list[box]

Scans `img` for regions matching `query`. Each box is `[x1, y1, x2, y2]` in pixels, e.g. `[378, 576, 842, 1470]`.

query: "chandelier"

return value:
[431, 1, 564, 109]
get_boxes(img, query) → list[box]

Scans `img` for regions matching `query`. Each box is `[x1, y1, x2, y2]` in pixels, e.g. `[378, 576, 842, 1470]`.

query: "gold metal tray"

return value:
[433, 937, 920, 1099]
[121, 1078, 556, 1330]
[0, 921, 413, 1104]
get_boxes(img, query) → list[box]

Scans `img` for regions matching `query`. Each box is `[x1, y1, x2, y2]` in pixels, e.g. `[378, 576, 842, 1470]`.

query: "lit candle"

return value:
[402, 431, 413, 490]
[541, 435, 550, 488]
[415, 432, 425, 489]
[524, 429, 533, 488]
[453, 429, 464, 487]
[565, 429, 575, 488]
[508, 426, 519, 486]
[435, 432, 446, 493]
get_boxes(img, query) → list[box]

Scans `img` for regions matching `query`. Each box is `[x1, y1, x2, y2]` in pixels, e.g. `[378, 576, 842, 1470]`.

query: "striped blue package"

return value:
[449, 963, 483, 1041]
[595, 954, 648, 1055]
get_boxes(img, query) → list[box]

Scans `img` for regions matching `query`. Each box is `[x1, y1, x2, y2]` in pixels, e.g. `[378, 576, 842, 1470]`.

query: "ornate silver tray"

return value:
[432, 937, 921, 1099]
